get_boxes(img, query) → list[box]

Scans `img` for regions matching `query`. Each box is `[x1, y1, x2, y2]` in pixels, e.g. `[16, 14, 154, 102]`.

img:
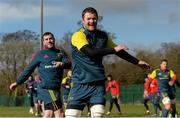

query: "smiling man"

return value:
[10, 32, 71, 118]
[65, 7, 149, 118]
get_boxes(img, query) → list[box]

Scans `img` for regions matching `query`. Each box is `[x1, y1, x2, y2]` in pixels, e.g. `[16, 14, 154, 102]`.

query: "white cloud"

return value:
[70, 0, 149, 14]
[44, 6, 67, 16]
[0, 0, 149, 21]
[0, 0, 179, 24]
[0, 1, 67, 22]
[0, 3, 39, 19]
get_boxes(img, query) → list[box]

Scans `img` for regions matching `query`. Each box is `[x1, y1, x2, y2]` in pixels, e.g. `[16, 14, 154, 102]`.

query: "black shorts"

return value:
[44, 100, 62, 111]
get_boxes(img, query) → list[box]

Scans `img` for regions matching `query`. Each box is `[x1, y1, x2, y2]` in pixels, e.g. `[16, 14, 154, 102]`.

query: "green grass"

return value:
[0, 107, 33, 117]
[0, 102, 180, 117]
[82, 103, 161, 117]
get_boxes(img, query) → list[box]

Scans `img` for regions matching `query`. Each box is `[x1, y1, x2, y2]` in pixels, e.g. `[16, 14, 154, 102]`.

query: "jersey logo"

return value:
[45, 61, 56, 69]
[43, 54, 49, 59]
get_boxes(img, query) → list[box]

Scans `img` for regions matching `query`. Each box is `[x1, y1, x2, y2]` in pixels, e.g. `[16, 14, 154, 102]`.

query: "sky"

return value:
[0, 0, 180, 50]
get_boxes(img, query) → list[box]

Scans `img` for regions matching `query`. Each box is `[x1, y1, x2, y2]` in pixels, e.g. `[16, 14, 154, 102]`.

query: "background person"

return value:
[106, 74, 121, 115]
[143, 76, 151, 114]
[147, 59, 176, 117]
[10, 32, 71, 118]
[24, 75, 36, 114]
[61, 70, 72, 110]
[34, 74, 44, 116]
[147, 77, 162, 116]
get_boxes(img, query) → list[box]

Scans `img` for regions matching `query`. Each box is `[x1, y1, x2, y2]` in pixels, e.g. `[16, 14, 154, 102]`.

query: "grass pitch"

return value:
[0, 102, 179, 117]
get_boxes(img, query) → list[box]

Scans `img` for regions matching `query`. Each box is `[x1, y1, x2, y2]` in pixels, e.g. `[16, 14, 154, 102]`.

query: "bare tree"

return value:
[0, 30, 39, 96]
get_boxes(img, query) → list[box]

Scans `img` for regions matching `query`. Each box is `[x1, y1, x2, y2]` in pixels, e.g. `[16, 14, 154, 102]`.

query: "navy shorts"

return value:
[38, 87, 62, 108]
[160, 91, 175, 100]
[67, 80, 106, 110]
[149, 92, 160, 104]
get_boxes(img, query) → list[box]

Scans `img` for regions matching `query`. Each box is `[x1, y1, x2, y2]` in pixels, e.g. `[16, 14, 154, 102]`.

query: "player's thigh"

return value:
[54, 109, 63, 118]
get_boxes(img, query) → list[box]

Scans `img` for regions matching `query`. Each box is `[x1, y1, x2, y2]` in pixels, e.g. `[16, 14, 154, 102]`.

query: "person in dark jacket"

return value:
[10, 32, 71, 118]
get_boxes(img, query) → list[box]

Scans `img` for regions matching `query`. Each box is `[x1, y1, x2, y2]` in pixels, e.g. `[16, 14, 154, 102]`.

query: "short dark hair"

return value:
[29, 75, 34, 80]
[160, 59, 168, 64]
[107, 74, 113, 78]
[42, 32, 55, 41]
[82, 7, 98, 19]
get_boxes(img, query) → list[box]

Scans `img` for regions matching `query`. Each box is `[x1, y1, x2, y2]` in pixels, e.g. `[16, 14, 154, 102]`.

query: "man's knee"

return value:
[44, 110, 53, 117]
[54, 109, 64, 117]
[90, 104, 104, 117]
[65, 109, 81, 118]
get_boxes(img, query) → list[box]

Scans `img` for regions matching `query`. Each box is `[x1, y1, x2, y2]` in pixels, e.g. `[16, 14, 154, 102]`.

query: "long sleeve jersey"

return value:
[144, 79, 151, 96]
[144, 78, 158, 96]
[149, 79, 158, 95]
[16, 48, 71, 89]
[148, 69, 176, 92]
[106, 80, 120, 96]
[71, 28, 139, 83]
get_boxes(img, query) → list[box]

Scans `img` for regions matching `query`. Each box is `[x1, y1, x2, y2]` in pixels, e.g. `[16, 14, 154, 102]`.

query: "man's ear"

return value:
[81, 18, 84, 24]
